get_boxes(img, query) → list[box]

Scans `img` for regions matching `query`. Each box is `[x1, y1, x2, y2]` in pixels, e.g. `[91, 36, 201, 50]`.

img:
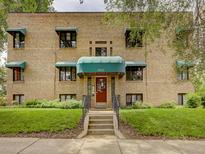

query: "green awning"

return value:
[55, 61, 76, 68]
[55, 27, 78, 33]
[77, 56, 125, 74]
[5, 61, 26, 69]
[176, 60, 194, 68]
[126, 61, 147, 67]
[6, 28, 26, 35]
[175, 26, 192, 34]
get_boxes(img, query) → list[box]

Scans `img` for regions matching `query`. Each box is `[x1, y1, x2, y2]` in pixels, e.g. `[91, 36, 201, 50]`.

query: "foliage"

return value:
[0, 0, 54, 52]
[185, 93, 201, 108]
[132, 101, 151, 109]
[156, 101, 176, 108]
[120, 108, 205, 138]
[196, 86, 205, 108]
[24, 99, 82, 109]
[0, 66, 6, 96]
[101, 0, 205, 89]
[0, 96, 6, 106]
[0, 108, 81, 134]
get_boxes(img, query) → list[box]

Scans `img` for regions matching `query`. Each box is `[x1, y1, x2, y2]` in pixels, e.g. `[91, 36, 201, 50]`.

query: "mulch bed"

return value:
[119, 120, 205, 140]
[0, 124, 83, 139]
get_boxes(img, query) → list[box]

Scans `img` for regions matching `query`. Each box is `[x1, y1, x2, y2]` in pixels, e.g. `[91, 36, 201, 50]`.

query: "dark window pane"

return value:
[125, 31, 144, 48]
[60, 94, 76, 102]
[126, 67, 143, 81]
[60, 32, 77, 48]
[59, 67, 76, 81]
[13, 68, 24, 81]
[13, 32, 25, 48]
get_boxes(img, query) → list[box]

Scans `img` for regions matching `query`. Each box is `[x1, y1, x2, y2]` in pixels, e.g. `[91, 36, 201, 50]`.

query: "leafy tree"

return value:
[80, 0, 205, 90]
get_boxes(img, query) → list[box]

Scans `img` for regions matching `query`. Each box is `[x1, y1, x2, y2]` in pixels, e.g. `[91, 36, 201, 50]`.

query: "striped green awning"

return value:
[176, 60, 193, 68]
[55, 27, 78, 33]
[6, 28, 26, 35]
[55, 61, 76, 67]
[125, 61, 147, 67]
[5, 61, 26, 69]
[77, 56, 125, 75]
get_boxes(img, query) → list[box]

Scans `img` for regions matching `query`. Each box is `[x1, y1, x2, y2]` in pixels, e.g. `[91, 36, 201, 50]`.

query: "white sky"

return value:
[53, 0, 107, 12]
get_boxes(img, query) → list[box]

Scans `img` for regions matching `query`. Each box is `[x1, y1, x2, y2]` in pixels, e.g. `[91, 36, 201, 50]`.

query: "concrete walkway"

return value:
[0, 137, 205, 154]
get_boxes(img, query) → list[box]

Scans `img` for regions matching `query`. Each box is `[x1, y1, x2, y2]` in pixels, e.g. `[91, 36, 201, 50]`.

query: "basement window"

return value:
[13, 94, 24, 104]
[178, 93, 186, 105]
[59, 67, 76, 81]
[126, 94, 143, 106]
[59, 94, 76, 102]
[59, 31, 77, 48]
[13, 32, 25, 48]
[13, 68, 24, 81]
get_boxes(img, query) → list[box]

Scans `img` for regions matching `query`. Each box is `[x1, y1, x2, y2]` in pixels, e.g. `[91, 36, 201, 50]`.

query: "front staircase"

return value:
[88, 110, 114, 135]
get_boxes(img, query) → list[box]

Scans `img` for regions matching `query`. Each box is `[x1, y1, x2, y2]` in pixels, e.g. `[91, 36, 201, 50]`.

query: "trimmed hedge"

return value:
[186, 93, 201, 108]
[24, 99, 82, 109]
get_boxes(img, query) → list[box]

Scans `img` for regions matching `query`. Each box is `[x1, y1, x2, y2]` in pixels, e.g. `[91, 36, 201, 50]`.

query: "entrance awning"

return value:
[176, 60, 193, 68]
[77, 56, 125, 76]
[55, 61, 76, 68]
[5, 61, 26, 69]
[125, 61, 147, 67]
[55, 27, 78, 33]
[6, 28, 26, 36]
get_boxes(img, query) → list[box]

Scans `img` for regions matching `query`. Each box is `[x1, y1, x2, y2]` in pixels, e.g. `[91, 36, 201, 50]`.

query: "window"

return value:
[110, 47, 113, 56]
[126, 94, 143, 106]
[177, 68, 189, 80]
[125, 30, 144, 48]
[178, 93, 186, 105]
[175, 30, 190, 48]
[59, 67, 76, 81]
[13, 32, 25, 48]
[95, 47, 107, 56]
[126, 66, 143, 81]
[13, 94, 24, 104]
[59, 94, 76, 102]
[89, 47, 92, 56]
[13, 68, 24, 81]
[87, 77, 92, 95]
[59, 31, 76, 48]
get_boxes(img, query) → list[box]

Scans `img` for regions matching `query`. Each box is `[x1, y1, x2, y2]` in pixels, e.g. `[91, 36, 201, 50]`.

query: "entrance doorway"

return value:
[96, 77, 107, 103]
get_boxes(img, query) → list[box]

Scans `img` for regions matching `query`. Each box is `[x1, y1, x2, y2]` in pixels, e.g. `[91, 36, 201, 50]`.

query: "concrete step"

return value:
[89, 119, 113, 124]
[89, 115, 113, 119]
[88, 124, 113, 129]
[88, 129, 114, 135]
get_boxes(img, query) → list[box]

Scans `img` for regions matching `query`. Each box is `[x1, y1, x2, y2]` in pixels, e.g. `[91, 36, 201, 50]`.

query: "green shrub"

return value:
[0, 96, 6, 106]
[132, 101, 151, 109]
[157, 101, 176, 108]
[200, 93, 205, 108]
[24, 99, 82, 109]
[186, 93, 201, 108]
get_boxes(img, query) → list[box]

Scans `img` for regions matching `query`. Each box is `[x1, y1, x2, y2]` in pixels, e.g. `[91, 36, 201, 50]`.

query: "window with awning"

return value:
[6, 61, 26, 69]
[6, 28, 26, 48]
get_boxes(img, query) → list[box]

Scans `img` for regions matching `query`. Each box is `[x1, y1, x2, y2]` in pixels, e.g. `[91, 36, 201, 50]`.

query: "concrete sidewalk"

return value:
[0, 137, 205, 154]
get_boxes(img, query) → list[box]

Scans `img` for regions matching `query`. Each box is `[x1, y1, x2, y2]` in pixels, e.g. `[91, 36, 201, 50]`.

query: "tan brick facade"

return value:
[6, 12, 194, 107]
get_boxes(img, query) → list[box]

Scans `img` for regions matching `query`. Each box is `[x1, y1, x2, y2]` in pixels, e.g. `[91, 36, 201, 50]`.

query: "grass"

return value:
[0, 108, 81, 134]
[120, 108, 205, 138]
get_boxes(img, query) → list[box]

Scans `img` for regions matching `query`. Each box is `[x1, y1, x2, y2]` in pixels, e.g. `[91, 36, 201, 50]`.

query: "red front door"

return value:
[96, 77, 107, 103]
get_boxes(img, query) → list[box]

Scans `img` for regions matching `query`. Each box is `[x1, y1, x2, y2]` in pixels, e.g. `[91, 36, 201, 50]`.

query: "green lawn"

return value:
[120, 108, 205, 138]
[0, 108, 81, 134]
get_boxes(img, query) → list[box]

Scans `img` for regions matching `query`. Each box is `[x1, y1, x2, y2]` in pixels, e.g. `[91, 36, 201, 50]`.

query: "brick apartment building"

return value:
[5, 12, 194, 108]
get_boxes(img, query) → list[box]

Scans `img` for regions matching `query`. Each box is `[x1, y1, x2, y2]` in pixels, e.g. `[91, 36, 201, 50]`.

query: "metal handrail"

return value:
[112, 95, 120, 129]
[82, 95, 91, 124]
